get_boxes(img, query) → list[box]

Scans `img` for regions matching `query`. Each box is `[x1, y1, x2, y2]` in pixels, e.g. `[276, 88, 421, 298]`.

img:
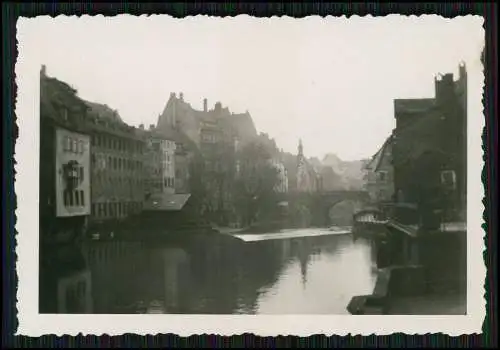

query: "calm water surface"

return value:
[82, 228, 377, 314]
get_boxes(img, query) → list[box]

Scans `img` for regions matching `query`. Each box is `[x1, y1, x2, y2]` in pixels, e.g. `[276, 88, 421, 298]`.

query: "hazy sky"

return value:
[20, 15, 484, 160]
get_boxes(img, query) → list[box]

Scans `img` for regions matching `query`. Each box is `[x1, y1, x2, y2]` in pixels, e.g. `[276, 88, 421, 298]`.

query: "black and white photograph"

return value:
[15, 14, 485, 336]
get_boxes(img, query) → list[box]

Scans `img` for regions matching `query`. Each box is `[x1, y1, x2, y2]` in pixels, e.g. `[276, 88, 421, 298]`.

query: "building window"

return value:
[440, 170, 457, 190]
[80, 191, 85, 206]
[61, 108, 69, 121]
[62, 136, 69, 152]
[64, 190, 71, 206]
[71, 190, 78, 206]
[378, 171, 388, 183]
[63, 137, 70, 152]
[71, 139, 77, 153]
[79, 166, 84, 182]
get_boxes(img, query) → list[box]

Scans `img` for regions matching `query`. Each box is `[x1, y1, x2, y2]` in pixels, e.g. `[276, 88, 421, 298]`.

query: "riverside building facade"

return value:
[86, 103, 146, 225]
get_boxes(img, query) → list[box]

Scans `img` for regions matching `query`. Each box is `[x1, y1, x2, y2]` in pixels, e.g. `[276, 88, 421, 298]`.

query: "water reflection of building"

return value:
[82, 240, 146, 313]
[175, 234, 289, 314]
[74, 230, 377, 315]
[161, 247, 190, 312]
[298, 249, 311, 287]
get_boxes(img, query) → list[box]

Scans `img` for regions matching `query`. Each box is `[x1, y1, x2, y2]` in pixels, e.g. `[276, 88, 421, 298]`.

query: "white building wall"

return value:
[161, 139, 176, 194]
[55, 127, 91, 217]
[270, 159, 288, 193]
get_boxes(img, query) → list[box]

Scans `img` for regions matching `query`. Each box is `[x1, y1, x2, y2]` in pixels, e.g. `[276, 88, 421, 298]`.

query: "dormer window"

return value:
[440, 170, 456, 190]
[377, 171, 388, 183]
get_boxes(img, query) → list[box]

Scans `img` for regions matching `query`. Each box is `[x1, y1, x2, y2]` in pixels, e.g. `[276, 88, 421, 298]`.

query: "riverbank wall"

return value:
[348, 227, 466, 315]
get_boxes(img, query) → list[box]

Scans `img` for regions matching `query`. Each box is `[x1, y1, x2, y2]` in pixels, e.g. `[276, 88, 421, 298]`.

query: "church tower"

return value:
[297, 139, 304, 165]
[297, 139, 308, 192]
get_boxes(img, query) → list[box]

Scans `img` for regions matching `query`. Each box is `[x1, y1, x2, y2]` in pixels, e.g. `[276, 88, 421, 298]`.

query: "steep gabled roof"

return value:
[365, 136, 392, 171]
[373, 136, 394, 172]
[85, 101, 124, 124]
[157, 93, 258, 147]
[394, 98, 435, 114]
[40, 75, 89, 118]
[221, 112, 258, 144]
[392, 109, 449, 167]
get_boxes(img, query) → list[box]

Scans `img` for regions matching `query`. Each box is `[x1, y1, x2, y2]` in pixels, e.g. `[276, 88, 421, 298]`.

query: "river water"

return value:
[81, 228, 377, 314]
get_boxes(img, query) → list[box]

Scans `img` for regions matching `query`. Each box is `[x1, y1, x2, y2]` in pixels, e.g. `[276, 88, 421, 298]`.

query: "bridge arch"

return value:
[326, 199, 365, 227]
[280, 190, 370, 227]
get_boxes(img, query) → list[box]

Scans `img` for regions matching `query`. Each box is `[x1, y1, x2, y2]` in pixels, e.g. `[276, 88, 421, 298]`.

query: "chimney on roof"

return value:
[215, 102, 222, 112]
[458, 61, 467, 80]
[139, 124, 144, 130]
[40, 65, 47, 77]
[170, 92, 176, 99]
[203, 98, 207, 112]
[435, 73, 456, 106]
[149, 124, 155, 130]
[179, 92, 184, 101]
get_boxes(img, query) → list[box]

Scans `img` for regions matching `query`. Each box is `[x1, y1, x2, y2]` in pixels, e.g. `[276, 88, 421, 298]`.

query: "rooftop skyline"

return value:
[21, 15, 484, 160]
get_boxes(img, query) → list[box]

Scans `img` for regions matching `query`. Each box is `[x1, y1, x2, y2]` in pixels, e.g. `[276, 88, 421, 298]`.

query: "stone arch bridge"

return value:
[275, 190, 371, 227]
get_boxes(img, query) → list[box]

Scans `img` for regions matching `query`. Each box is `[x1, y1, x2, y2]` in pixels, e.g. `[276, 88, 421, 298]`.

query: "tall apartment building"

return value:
[270, 158, 289, 193]
[40, 65, 93, 313]
[142, 125, 177, 196]
[40, 65, 91, 238]
[85, 102, 145, 224]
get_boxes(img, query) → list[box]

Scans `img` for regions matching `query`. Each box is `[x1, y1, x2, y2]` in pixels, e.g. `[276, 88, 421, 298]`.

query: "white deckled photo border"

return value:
[15, 14, 486, 336]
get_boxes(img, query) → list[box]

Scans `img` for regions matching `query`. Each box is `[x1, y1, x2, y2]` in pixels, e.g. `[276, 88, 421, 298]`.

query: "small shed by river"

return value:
[141, 193, 200, 230]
